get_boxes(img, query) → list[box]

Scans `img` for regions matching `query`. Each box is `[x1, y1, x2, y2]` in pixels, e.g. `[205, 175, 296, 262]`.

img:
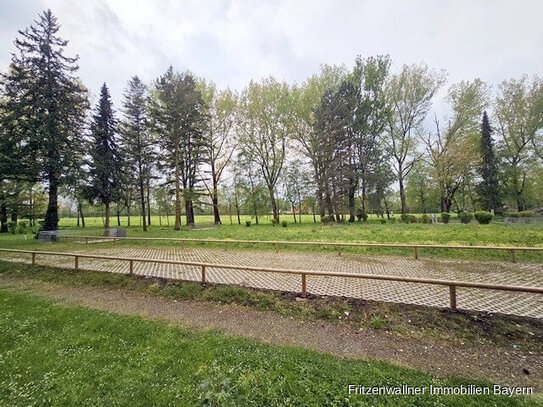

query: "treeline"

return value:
[1, 10, 543, 232]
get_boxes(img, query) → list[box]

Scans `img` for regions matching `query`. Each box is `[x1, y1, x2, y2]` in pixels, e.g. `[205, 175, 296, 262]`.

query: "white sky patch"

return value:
[1, 0, 542, 112]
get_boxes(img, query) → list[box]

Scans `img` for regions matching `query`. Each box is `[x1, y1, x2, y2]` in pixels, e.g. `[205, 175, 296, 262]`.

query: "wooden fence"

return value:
[58, 235, 543, 263]
[0, 247, 542, 312]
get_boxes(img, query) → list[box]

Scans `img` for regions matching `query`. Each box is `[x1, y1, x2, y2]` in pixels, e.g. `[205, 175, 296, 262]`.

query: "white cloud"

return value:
[1, 0, 542, 110]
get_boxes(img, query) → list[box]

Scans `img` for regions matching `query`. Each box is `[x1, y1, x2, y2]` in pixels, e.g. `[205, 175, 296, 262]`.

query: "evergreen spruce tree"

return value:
[478, 111, 501, 212]
[88, 83, 122, 230]
[149, 67, 207, 229]
[1, 10, 88, 230]
[120, 76, 153, 232]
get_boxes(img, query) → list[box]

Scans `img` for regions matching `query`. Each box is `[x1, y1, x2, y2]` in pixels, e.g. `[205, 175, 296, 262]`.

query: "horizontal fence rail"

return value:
[57, 234, 543, 263]
[0, 247, 542, 312]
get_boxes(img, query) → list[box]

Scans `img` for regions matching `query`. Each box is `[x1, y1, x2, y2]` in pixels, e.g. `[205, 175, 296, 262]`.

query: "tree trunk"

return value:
[361, 180, 367, 214]
[29, 187, 34, 227]
[252, 198, 259, 225]
[268, 185, 279, 222]
[399, 176, 407, 215]
[126, 199, 131, 227]
[291, 202, 297, 223]
[11, 208, 18, 223]
[211, 169, 221, 224]
[0, 201, 7, 233]
[174, 155, 181, 230]
[44, 177, 59, 231]
[234, 188, 241, 225]
[324, 179, 334, 217]
[440, 195, 452, 213]
[146, 178, 151, 226]
[212, 194, 221, 225]
[185, 198, 194, 226]
[348, 180, 356, 223]
[78, 203, 85, 228]
[139, 175, 147, 232]
[384, 198, 391, 220]
[104, 201, 111, 230]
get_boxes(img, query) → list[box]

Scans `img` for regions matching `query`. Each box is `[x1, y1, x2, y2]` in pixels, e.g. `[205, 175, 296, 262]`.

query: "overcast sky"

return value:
[1, 0, 542, 109]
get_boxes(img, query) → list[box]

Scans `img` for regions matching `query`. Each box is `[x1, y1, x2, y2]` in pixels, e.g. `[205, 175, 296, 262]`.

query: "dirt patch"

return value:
[0, 275, 541, 391]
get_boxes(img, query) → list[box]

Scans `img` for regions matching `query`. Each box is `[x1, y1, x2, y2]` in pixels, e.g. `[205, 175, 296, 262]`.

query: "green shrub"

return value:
[321, 215, 335, 224]
[420, 214, 431, 224]
[33, 220, 45, 239]
[518, 210, 534, 217]
[474, 211, 493, 224]
[245, 220, 251, 227]
[355, 208, 367, 221]
[281, 220, 288, 227]
[379, 218, 386, 224]
[505, 212, 519, 218]
[440, 212, 451, 224]
[389, 216, 396, 224]
[458, 212, 473, 224]
[269, 219, 278, 226]
[401, 214, 418, 224]
[17, 220, 29, 234]
[7, 221, 17, 234]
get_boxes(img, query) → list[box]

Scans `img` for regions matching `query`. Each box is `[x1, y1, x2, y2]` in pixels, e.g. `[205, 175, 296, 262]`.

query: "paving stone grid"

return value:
[1, 247, 542, 318]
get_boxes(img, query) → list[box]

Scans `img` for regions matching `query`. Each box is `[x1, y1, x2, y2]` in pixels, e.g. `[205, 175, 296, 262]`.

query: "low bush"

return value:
[355, 208, 367, 222]
[389, 217, 396, 223]
[7, 221, 17, 234]
[321, 215, 336, 224]
[245, 220, 251, 227]
[518, 210, 534, 217]
[474, 211, 493, 224]
[401, 214, 418, 224]
[34, 220, 45, 239]
[379, 218, 386, 224]
[17, 220, 29, 234]
[269, 219, 278, 226]
[281, 220, 288, 227]
[440, 212, 451, 224]
[458, 212, 473, 224]
[420, 214, 431, 224]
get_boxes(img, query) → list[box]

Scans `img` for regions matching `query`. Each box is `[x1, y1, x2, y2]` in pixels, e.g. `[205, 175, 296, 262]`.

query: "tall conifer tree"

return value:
[120, 76, 153, 232]
[478, 111, 501, 211]
[88, 83, 122, 229]
[1, 10, 88, 230]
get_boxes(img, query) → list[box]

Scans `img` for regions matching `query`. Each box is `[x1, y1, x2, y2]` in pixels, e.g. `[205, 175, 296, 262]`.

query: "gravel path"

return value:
[0, 277, 540, 390]
[1, 246, 542, 318]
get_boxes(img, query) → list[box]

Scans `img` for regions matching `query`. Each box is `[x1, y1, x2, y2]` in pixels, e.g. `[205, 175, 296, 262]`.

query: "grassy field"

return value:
[0, 288, 538, 406]
[2, 216, 542, 262]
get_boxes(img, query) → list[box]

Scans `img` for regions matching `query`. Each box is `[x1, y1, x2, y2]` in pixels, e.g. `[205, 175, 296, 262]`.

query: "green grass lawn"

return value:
[2, 217, 542, 262]
[0, 289, 538, 406]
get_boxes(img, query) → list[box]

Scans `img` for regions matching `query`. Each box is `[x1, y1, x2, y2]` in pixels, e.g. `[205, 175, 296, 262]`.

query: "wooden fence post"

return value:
[31, 253, 36, 265]
[74, 256, 79, 270]
[201, 265, 206, 283]
[449, 285, 457, 311]
[301, 273, 307, 298]
[510, 249, 517, 263]
[85, 237, 88, 244]
[129, 260, 134, 275]
[413, 246, 419, 260]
